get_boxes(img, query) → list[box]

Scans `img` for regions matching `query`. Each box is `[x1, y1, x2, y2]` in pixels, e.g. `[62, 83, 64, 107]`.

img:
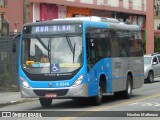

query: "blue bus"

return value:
[15, 16, 144, 107]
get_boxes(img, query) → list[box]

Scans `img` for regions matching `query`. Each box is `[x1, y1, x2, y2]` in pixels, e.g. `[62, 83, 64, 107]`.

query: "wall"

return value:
[58, 6, 67, 19]
[5, 0, 23, 33]
[154, 0, 160, 30]
[146, 0, 154, 54]
[81, 0, 93, 4]
[33, 3, 40, 22]
[40, 4, 58, 21]
[66, 7, 91, 17]
[123, 0, 129, 9]
[91, 10, 112, 18]
[108, 0, 119, 7]
[133, 0, 142, 10]
[29, 0, 146, 14]
[155, 18, 160, 30]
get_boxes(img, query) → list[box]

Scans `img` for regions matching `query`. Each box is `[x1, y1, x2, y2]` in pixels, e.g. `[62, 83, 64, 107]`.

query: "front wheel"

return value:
[93, 86, 103, 106]
[39, 98, 52, 107]
[147, 71, 154, 83]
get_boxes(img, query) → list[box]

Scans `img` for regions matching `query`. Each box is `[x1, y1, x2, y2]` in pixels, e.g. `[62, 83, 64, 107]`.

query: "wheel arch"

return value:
[99, 74, 107, 93]
[149, 70, 154, 74]
[127, 71, 133, 88]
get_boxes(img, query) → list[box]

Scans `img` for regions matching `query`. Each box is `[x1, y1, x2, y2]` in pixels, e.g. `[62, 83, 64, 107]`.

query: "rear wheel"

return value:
[39, 98, 52, 107]
[114, 75, 132, 99]
[122, 75, 132, 99]
[147, 71, 154, 83]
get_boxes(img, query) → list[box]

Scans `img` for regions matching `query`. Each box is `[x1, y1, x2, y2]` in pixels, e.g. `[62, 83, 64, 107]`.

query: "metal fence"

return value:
[0, 36, 19, 92]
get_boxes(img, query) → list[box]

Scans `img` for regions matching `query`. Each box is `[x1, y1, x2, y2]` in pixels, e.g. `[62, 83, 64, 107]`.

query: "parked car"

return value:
[144, 53, 160, 83]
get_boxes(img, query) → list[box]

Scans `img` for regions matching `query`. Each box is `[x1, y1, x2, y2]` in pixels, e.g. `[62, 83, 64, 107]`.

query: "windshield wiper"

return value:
[73, 42, 76, 63]
[48, 39, 51, 63]
[36, 36, 49, 51]
[36, 36, 51, 63]
[66, 36, 76, 63]
[66, 36, 73, 52]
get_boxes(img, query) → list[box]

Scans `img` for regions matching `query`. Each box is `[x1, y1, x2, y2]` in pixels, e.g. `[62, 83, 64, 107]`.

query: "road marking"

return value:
[128, 102, 160, 107]
[58, 93, 160, 120]
[128, 102, 140, 106]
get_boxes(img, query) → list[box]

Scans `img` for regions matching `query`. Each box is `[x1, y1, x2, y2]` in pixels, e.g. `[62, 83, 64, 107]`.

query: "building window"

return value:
[154, 0, 160, 17]
[0, 0, 4, 7]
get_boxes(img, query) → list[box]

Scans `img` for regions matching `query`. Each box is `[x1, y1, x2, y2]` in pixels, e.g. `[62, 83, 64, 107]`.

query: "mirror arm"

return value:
[12, 33, 21, 53]
[14, 33, 21, 39]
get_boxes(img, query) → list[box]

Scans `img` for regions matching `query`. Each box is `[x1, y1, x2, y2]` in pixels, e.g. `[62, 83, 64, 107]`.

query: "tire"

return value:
[122, 75, 132, 99]
[114, 75, 132, 99]
[39, 98, 52, 107]
[147, 71, 154, 83]
[93, 86, 103, 106]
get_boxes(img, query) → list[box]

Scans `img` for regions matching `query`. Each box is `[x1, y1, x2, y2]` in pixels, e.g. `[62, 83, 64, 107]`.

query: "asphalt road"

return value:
[1, 78, 160, 120]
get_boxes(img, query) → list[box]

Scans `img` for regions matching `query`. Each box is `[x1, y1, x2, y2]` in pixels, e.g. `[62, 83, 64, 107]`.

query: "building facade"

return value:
[29, 0, 149, 51]
[29, 0, 146, 29]
[2, 0, 147, 36]
[154, 0, 160, 29]
[0, 0, 7, 35]
[154, 0, 160, 38]
[0, 0, 23, 36]
[28, 0, 147, 41]
[1, 0, 155, 53]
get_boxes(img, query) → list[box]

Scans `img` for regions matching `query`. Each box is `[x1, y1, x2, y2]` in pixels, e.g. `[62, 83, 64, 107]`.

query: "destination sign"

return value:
[28, 24, 82, 34]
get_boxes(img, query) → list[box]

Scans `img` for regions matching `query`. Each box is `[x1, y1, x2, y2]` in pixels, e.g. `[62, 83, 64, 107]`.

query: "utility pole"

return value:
[23, 0, 29, 24]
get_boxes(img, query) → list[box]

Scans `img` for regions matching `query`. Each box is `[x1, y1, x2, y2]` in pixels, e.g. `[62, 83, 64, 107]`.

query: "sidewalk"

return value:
[0, 92, 37, 107]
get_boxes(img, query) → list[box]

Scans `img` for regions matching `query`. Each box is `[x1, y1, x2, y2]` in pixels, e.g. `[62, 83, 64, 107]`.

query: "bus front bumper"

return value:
[20, 83, 88, 98]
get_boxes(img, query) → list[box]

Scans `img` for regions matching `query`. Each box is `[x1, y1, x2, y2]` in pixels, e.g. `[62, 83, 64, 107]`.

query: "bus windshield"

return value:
[22, 36, 83, 74]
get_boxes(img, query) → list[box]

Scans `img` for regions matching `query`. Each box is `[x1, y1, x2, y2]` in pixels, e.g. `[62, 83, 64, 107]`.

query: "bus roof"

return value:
[53, 16, 120, 23]
[24, 16, 140, 31]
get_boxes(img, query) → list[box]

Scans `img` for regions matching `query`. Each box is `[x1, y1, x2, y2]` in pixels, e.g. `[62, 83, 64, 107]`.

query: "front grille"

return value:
[33, 89, 69, 97]
[23, 68, 81, 81]
[25, 72, 74, 81]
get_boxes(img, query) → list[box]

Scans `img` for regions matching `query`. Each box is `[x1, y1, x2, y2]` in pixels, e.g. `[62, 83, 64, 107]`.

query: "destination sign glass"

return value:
[23, 24, 82, 35]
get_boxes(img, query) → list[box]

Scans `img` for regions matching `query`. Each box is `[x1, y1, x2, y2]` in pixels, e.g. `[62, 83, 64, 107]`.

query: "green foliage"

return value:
[143, 37, 160, 54]
[154, 37, 160, 52]
[143, 39, 146, 54]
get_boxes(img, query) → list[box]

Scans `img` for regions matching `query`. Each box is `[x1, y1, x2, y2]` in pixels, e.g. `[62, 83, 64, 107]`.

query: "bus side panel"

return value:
[102, 58, 113, 93]
[112, 58, 127, 92]
[131, 57, 144, 89]
[87, 58, 112, 96]
[112, 57, 144, 92]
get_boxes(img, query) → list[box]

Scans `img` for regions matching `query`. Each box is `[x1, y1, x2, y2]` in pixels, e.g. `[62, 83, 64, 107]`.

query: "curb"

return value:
[0, 98, 38, 108]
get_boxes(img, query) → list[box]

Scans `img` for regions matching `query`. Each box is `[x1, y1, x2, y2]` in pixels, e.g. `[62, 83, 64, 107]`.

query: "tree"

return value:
[23, 0, 29, 24]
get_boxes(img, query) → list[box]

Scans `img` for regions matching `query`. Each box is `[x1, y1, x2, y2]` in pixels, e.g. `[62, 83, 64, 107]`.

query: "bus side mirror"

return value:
[12, 34, 20, 53]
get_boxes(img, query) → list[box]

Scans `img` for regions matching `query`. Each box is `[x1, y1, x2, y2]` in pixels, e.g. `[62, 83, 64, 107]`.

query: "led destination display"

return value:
[30, 24, 82, 34]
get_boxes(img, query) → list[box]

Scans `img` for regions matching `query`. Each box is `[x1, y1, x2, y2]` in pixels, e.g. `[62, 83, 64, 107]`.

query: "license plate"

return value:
[45, 93, 57, 98]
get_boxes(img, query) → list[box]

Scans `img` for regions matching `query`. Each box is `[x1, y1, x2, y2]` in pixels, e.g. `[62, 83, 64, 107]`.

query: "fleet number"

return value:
[56, 82, 69, 87]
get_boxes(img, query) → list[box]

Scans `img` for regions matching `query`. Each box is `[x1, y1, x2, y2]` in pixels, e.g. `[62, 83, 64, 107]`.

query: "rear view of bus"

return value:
[17, 16, 144, 107]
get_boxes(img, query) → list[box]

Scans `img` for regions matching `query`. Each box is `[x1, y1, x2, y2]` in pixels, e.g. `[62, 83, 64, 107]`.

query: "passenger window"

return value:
[157, 56, 160, 63]
[153, 57, 158, 64]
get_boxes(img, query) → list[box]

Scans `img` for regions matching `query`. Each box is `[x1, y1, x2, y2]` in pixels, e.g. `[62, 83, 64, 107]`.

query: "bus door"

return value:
[86, 31, 98, 95]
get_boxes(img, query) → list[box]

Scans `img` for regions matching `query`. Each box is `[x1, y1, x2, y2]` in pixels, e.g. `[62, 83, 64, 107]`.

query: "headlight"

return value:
[20, 77, 30, 88]
[72, 75, 84, 87]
